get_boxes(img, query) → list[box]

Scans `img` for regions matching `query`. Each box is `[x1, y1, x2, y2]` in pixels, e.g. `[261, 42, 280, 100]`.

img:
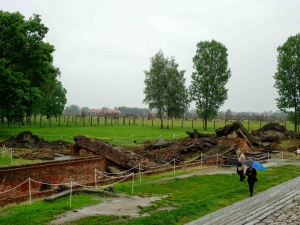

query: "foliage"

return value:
[63, 104, 81, 114]
[81, 106, 90, 113]
[189, 40, 231, 130]
[143, 50, 190, 128]
[114, 106, 149, 115]
[0, 11, 64, 122]
[274, 33, 300, 132]
[40, 81, 67, 118]
[0, 67, 39, 126]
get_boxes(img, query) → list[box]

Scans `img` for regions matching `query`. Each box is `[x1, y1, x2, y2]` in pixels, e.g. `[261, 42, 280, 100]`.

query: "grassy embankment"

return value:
[0, 164, 299, 225]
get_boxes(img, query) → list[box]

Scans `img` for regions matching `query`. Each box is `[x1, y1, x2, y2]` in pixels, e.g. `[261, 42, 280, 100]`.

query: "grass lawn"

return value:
[0, 117, 293, 146]
[0, 164, 299, 225]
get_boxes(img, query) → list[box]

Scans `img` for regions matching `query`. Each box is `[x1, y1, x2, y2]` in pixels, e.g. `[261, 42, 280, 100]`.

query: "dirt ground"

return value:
[49, 166, 235, 225]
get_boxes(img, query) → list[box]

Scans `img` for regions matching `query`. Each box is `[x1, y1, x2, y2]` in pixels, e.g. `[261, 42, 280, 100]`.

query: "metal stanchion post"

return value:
[94, 169, 97, 189]
[70, 181, 73, 208]
[139, 163, 141, 183]
[201, 153, 203, 169]
[132, 173, 134, 195]
[28, 177, 32, 205]
[173, 158, 176, 175]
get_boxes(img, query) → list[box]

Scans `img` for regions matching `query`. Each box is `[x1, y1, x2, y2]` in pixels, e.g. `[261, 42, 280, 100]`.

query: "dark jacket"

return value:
[246, 168, 257, 183]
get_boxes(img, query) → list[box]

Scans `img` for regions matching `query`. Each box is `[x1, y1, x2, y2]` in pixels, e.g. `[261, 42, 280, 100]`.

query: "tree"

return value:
[0, 11, 62, 122]
[64, 105, 81, 114]
[164, 59, 190, 121]
[40, 81, 67, 118]
[143, 50, 190, 128]
[189, 40, 231, 130]
[226, 109, 232, 116]
[0, 66, 40, 127]
[274, 33, 300, 132]
[81, 107, 90, 113]
[114, 106, 148, 115]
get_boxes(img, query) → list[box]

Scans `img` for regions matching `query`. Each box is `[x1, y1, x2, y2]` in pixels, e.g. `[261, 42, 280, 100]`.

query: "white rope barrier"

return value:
[6, 148, 292, 206]
[140, 159, 174, 169]
[30, 179, 71, 186]
[70, 181, 73, 208]
[28, 178, 31, 205]
[0, 151, 244, 199]
[95, 171, 116, 178]
[201, 153, 203, 169]
[95, 164, 139, 176]
[139, 163, 141, 184]
[132, 173, 134, 195]
[173, 158, 176, 175]
[72, 182, 96, 189]
[0, 179, 29, 194]
[94, 168, 97, 189]
[94, 172, 135, 189]
[101, 172, 134, 188]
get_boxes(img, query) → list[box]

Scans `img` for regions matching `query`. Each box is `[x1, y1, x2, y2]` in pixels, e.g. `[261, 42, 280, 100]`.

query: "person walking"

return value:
[246, 166, 257, 197]
[237, 149, 246, 181]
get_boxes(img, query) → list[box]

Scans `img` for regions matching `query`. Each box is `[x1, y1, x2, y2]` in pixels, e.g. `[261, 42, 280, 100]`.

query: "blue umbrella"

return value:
[242, 159, 266, 172]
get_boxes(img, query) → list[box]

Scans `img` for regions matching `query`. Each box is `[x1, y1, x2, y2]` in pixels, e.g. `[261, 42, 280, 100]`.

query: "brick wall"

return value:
[0, 158, 210, 207]
[0, 156, 105, 206]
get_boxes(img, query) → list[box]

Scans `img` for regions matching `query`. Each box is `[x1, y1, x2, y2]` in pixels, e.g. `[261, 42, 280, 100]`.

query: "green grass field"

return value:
[0, 116, 293, 146]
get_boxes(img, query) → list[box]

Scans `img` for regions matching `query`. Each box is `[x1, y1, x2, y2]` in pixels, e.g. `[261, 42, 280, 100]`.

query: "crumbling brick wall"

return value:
[0, 157, 105, 205]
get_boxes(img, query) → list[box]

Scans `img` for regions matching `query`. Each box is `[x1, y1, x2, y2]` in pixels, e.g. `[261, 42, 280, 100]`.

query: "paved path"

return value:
[186, 159, 300, 225]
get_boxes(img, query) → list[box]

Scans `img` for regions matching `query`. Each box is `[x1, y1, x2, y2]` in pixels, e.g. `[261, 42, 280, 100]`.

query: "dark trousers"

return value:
[248, 181, 255, 195]
[237, 170, 245, 181]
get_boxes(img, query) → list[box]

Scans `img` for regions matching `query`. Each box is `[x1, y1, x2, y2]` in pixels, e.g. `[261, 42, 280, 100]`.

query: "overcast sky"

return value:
[2, 0, 300, 113]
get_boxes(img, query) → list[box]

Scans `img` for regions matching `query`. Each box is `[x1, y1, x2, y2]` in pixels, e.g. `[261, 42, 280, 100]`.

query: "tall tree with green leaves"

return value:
[64, 105, 81, 114]
[274, 33, 300, 132]
[81, 107, 90, 114]
[0, 11, 63, 123]
[40, 81, 67, 118]
[143, 50, 189, 128]
[189, 40, 231, 130]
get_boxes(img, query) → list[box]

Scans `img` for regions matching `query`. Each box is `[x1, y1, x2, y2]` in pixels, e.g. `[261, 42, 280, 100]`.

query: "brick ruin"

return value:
[0, 157, 105, 206]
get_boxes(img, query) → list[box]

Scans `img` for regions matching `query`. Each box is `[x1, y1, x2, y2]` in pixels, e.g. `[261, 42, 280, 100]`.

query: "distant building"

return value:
[89, 107, 122, 117]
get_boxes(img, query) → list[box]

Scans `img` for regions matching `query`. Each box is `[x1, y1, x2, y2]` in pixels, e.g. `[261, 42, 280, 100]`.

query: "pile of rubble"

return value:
[1, 131, 72, 160]
[1, 122, 299, 170]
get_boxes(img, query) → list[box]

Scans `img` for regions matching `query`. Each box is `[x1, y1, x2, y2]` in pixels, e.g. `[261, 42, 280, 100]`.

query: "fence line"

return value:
[1, 115, 293, 131]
